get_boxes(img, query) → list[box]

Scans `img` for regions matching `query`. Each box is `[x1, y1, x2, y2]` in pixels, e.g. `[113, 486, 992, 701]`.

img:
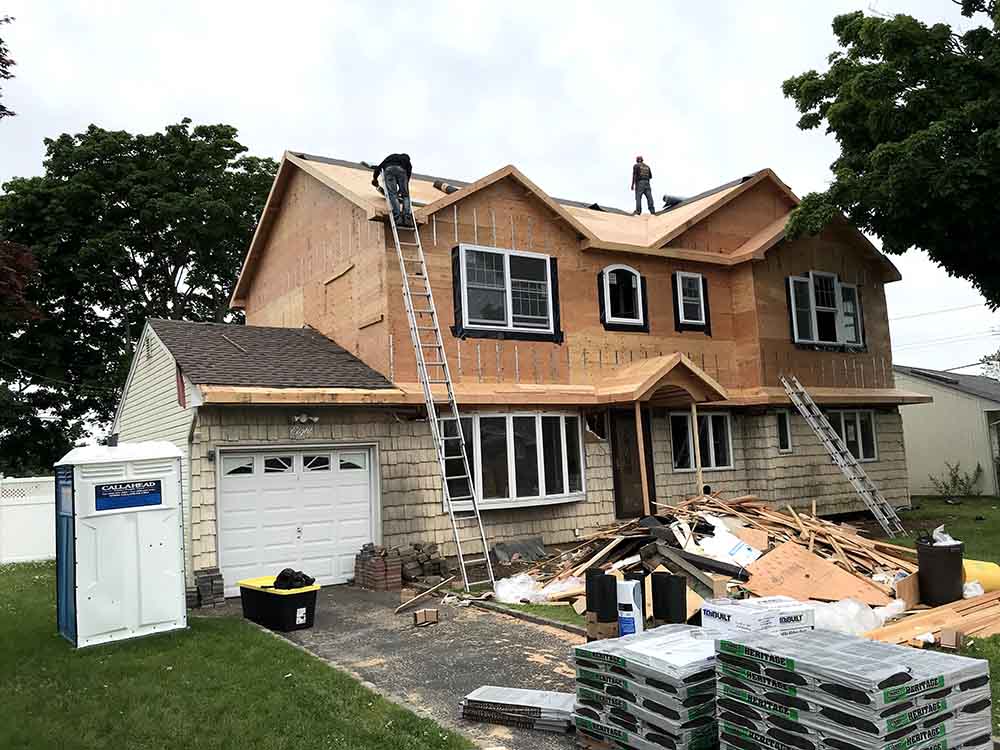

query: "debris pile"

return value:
[573, 624, 719, 750]
[460, 686, 574, 733]
[715, 630, 993, 750]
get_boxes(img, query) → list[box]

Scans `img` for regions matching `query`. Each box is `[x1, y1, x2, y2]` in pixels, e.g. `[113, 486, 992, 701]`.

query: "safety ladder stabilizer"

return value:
[381, 182, 496, 592]
[780, 374, 905, 537]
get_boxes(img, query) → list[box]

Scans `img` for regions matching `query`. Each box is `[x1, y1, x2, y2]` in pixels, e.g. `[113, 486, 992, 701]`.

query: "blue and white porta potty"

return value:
[55, 442, 187, 648]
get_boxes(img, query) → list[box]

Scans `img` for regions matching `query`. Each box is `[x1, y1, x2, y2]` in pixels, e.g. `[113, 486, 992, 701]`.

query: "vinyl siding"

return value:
[115, 327, 196, 583]
[896, 372, 1000, 495]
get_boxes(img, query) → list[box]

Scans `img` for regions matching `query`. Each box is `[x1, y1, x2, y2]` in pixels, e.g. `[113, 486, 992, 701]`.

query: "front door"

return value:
[609, 408, 656, 519]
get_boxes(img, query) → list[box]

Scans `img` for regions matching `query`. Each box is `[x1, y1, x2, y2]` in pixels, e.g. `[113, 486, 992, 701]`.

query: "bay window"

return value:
[787, 271, 865, 347]
[440, 412, 586, 508]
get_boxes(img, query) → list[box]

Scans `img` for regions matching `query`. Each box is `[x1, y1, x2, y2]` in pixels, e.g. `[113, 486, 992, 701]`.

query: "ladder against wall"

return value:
[381, 187, 496, 592]
[780, 375, 905, 537]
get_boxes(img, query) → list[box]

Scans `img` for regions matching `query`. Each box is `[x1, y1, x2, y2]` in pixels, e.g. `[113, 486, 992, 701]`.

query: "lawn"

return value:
[0, 561, 473, 750]
[883, 495, 1000, 562]
[493, 601, 586, 628]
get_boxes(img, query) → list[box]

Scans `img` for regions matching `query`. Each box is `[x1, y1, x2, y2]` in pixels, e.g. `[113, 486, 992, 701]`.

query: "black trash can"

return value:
[916, 540, 964, 606]
[238, 576, 319, 632]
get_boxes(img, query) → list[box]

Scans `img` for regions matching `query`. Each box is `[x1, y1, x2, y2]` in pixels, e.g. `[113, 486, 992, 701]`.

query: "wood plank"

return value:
[744, 541, 892, 606]
[732, 527, 770, 551]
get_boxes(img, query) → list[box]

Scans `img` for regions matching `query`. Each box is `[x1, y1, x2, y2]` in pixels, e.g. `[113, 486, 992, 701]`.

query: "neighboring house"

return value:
[113, 152, 930, 602]
[894, 366, 1000, 496]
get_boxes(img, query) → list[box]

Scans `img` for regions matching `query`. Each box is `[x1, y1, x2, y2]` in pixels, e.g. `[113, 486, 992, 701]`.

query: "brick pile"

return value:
[396, 541, 447, 582]
[194, 567, 225, 607]
[354, 543, 403, 591]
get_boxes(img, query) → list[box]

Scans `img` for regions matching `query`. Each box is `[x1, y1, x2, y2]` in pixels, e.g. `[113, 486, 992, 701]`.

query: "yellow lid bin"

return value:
[237, 576, 320, 631]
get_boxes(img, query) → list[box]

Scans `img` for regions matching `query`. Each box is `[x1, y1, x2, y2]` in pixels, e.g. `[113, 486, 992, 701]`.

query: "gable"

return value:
[666, 179, 797, 254]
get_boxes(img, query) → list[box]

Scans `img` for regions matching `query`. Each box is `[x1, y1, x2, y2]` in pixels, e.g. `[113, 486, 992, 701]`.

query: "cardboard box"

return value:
[701, 596, 815, 635]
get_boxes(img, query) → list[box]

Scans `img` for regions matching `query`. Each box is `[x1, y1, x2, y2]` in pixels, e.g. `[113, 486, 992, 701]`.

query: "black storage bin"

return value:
[238, 576, 319, 632]
[916, 540, 964, 606]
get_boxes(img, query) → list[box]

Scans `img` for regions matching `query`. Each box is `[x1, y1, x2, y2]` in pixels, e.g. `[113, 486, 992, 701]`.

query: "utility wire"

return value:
[0, 358, 119, 394]
[889, 303, 987, 321]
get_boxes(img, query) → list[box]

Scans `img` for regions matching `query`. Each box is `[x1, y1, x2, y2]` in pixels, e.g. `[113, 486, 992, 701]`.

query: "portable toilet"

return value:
[55, 442, 187, 648]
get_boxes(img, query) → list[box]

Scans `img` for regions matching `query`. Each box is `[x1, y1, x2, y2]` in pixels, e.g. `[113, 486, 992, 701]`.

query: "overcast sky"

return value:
[2, 0, 997, 373]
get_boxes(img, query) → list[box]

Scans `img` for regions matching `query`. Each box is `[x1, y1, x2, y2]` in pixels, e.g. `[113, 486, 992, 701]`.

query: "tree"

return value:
[0, 120, 277, 475]
[0, 239, 37, 321]
[0, 15, 15, 120]
[982, 348, 1000, 379]
[782, 1, 1000, 306]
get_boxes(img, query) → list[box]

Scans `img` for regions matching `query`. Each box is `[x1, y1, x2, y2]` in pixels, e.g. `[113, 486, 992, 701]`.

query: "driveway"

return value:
[219, 585, 580, 750]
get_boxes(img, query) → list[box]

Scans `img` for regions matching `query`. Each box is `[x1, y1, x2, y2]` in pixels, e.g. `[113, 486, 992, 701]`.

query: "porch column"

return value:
[690, 401, 704, 496]
[634, 401, 651, 516]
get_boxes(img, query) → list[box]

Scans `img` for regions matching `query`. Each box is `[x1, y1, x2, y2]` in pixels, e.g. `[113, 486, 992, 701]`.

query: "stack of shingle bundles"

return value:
[714, 630, 992, 750]
[573, 624, 722, 750]
[460, 686, 574, 733]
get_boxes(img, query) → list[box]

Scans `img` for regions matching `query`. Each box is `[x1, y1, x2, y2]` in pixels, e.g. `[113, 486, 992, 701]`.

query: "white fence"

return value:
[0, 475, 55, 563]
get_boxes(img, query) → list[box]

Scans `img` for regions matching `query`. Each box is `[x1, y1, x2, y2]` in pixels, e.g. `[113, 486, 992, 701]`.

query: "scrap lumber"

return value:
[865, 591, 1000, 645]
[744, 540, 892, 606]
[394, 575, 456, 614]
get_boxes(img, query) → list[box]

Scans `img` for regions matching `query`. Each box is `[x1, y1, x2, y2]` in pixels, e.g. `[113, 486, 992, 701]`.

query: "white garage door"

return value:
[217, 448, 374, 596]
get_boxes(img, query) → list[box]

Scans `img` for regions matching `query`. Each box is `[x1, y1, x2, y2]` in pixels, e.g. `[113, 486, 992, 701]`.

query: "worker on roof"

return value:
[631, 156, 655, 215]
[372, 153, 413, 227]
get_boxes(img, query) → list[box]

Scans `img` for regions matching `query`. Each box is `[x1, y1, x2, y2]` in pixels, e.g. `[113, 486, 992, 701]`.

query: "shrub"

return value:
[928, 461, 983, 497]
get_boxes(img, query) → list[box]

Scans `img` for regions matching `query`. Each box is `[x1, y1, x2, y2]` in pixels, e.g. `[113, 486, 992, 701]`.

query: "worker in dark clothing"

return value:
[631, 156, 654, 215]
[372, 153, 414, 226]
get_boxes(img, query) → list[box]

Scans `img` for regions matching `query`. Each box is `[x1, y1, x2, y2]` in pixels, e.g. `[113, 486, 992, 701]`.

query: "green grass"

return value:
[888, 495, 1000, 562]
[494, 601, 586, 628]
[0, 561, 473, 750]
[960, 635, 1000, 733]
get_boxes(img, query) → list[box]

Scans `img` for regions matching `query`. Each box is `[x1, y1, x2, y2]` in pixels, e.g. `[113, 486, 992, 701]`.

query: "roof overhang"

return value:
[722, 386, 932, 407]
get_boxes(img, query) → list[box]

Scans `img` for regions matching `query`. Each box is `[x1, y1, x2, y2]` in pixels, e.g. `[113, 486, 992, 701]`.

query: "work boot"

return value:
[393, 213, 403, 226]
[633, 210, 641, 216]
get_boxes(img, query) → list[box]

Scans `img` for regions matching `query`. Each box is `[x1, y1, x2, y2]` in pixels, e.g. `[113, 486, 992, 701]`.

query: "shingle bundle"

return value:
[573, 624, 722, 750]
[714, 630, 992, 750]
[461, 686, 574, 733]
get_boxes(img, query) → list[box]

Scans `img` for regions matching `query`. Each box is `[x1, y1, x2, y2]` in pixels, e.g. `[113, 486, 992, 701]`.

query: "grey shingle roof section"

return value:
[894, 365, 1000, 405]
[148, 319, 393, 389]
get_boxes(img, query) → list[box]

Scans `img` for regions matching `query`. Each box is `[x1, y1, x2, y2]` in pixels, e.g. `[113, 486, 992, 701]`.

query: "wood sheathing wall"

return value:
[115, 329, 196, 583]
[243, 169, 391, 376]
[753, 226, 894, 390]
[385, 176, 748, 389]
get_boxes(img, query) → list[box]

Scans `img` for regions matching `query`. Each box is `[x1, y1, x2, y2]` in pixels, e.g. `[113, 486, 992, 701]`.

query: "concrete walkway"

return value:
[221, 585, 580, 749]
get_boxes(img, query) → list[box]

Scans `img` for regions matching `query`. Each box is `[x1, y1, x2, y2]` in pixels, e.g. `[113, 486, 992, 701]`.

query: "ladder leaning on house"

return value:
[381, 186, 496, 592]
[780, 374, 905, 537]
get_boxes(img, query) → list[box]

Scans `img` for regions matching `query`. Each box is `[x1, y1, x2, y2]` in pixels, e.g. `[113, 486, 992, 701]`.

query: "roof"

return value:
[894, 366, 1000, 405]
[231, 151, 902, 306]
[56, 441, 182, 466]
[148, 319, 393, 389]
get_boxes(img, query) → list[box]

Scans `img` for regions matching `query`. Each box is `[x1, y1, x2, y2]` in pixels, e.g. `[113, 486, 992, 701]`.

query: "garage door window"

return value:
[223, 456, 254, 475]
[303, 454, 331, 471]
[264, 455, 293, 473]
[339, 452, 367, 471]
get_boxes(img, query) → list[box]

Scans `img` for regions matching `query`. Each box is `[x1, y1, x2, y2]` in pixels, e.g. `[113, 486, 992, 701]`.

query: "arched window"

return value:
[601, 264, 644, 326]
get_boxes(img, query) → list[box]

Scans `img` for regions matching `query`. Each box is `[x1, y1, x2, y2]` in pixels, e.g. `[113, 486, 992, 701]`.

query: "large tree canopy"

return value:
[782, 1, 1000, 306]
[0, 120, 277, 474]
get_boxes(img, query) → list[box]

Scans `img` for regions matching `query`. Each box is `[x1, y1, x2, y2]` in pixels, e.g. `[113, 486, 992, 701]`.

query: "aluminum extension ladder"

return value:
[780, 374, 905, 537]
[381, 185, 496, 592]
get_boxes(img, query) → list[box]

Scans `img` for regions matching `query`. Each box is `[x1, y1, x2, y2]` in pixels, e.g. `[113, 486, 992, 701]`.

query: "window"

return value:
[223, 456, 254, 476]
[441, 416, 474, 499]
[448, 412, 586, 507]
[339, 452, 367, 470]
[460, 244, 552, 333]
[669, 412, 734, 470]
[788, 271, 865, 346]
[263, 455, 293, 473]
[676, 272, 705, 325]
[602, 265, 644, 326]
[303, 454, 331, 471]
[776, 411, 792, 453]
[827, 410, 877, 461]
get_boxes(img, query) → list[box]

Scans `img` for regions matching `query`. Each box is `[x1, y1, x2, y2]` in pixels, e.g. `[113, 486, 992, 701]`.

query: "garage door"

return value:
[217, 448, 374, 596]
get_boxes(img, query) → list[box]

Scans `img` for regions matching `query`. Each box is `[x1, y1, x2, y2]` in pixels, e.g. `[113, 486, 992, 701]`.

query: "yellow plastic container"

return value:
[237, 576, 320, 631]
[963, 559, 1000, 592]
[237, 575, 320, 595]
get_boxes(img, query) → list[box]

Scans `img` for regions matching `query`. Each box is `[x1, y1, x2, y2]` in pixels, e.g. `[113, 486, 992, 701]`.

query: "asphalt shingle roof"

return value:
[148, 319, 393, 389]
[894, 365, 1000, 405]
